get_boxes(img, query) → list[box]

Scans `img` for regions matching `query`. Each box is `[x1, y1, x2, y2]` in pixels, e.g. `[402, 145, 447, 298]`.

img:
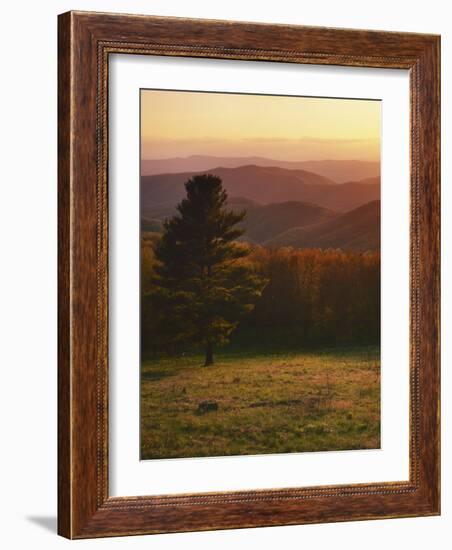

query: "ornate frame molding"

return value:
[58, 11, 440, 538]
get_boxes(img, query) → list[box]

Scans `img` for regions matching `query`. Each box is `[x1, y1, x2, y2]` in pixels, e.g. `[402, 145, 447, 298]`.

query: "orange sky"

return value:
[141, 89, 380, 162]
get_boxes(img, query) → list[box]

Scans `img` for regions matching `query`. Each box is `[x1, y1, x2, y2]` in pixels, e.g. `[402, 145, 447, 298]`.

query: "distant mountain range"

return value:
[143, 198, 380, 252]
[141, 156, 380, 183]
[266, 200, 380, 251]
[144, 198, 338, 245]
[238, 201, 337, 243]
[141, 164, 380, 214]
[141, 164, 380, 252]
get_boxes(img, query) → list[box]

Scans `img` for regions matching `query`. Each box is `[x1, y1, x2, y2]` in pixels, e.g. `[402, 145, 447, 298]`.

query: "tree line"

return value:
[233, 245, 380, 349]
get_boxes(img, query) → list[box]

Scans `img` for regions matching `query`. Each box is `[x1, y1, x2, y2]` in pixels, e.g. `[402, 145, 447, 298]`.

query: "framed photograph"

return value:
[58, 11, 440, 538]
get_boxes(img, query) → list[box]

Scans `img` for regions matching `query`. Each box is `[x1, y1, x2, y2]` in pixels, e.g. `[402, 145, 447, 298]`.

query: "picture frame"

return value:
[58, 10, 440, 539]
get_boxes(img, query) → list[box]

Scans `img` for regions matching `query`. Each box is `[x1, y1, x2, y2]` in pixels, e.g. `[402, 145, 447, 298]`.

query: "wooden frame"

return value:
[58, 10, 440, 539]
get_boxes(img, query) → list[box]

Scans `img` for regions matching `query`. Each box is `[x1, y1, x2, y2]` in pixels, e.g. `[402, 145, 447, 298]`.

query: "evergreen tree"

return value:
[150, 174, 266, 365]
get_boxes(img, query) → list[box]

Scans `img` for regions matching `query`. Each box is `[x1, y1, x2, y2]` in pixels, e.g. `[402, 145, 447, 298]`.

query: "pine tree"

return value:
[150, 174, 266, 365]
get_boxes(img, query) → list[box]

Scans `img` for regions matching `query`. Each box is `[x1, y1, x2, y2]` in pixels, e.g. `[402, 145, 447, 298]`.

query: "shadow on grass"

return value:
[141, 345, 380, 373]
[141, 370, 177, 382]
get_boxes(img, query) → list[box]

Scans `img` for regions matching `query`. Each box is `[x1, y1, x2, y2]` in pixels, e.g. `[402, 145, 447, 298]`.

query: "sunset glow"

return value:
[141, 89, 381, 162]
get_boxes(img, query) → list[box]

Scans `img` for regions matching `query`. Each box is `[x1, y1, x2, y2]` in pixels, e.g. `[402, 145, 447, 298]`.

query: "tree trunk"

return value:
[204, 341, 214, 366]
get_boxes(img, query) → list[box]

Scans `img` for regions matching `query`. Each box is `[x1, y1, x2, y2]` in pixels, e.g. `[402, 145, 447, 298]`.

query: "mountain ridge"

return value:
[141, 156, 380, 183]
[141, 165, 380, 214]
[142, 197, 379, 252]
[265, 200, 380, 251]
[239, 201, 337, 243]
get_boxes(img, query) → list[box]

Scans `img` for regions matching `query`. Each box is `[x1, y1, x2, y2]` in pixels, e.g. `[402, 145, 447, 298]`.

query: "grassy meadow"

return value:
[140, 346, 380, 459]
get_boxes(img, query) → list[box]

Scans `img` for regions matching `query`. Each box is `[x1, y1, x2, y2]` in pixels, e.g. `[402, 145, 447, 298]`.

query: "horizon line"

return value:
[142, 155, 381, 163]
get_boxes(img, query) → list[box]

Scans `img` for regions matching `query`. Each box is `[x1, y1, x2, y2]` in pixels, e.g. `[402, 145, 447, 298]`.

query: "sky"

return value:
[141, 89, 381, 162]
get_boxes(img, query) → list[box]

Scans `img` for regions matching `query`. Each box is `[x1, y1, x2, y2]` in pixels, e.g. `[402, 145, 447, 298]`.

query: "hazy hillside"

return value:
[141, 156, 380, 183]
[141, 198, 380, 250]
[290, 160, 380, 183]
[295, 179, 380, 212]
[142, 197, 337, 243]
[142, 196, 257, 219]
[266, 200, 380, 252]
[141, 165, 379, 214]
[240, 201, 337, 243]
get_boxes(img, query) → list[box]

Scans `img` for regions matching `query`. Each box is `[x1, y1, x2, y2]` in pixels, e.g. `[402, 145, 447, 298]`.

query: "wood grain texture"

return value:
[57, 10, 72, 538]
[57, 11, 440, 539]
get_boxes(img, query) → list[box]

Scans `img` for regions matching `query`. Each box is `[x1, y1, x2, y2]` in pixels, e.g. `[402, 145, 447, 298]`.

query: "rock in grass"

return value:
[197, 400, 219, 414]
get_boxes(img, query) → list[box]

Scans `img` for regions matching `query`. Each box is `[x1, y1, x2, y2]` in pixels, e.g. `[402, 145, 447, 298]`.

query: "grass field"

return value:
[140, 347, 380, 460]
